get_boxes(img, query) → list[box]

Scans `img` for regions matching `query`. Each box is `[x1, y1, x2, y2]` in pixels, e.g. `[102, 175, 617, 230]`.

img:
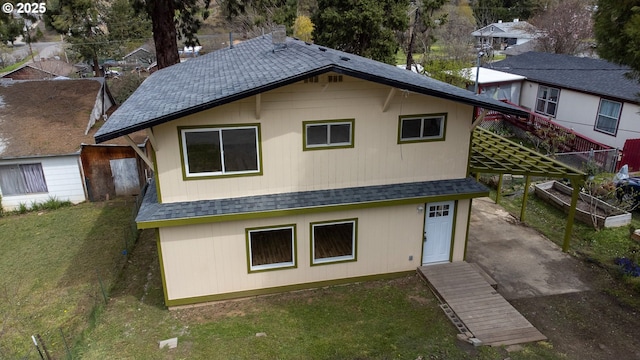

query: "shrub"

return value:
[0, 194, 3, 217]
[615, 257, 640, 277]
[17, 202, 28, 214]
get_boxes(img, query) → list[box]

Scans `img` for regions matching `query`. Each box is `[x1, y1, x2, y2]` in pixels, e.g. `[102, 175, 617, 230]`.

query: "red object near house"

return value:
[620, 139, 640, 172]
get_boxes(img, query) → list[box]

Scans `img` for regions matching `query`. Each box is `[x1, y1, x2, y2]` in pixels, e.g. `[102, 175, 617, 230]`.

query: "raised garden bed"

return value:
[534, 180, 631, 229]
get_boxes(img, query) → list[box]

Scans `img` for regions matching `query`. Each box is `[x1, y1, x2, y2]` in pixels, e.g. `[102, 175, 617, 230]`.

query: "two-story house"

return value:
[488, 52, 640, 150]
[94, 35, 526, 307]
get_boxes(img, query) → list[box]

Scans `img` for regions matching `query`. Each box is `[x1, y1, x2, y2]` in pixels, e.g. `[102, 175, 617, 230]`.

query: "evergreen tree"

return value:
[594, 0, 640, 80]
[132, 0, 211, 69]
[312, 0, 409, 64]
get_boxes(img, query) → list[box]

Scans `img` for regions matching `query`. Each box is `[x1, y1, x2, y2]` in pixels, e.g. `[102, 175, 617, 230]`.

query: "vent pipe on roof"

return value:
[272, 24, 287, 52]
[229, 32, 233, 49]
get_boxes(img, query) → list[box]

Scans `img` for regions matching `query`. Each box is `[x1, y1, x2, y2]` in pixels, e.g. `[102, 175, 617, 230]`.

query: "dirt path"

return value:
[468, 197, 640, 359]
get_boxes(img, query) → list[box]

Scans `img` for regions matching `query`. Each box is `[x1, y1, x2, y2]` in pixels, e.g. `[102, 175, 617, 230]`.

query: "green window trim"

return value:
[178, 124, 263, 180]
[397, 113, 447, 144]
[303, 119, 355, 150]
[310, 218, 358, 266]
[246, 224, 297, 273]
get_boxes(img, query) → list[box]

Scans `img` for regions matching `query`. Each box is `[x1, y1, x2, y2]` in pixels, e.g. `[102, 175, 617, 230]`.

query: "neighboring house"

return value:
[471, 19, 537, 50]
[123, 45, 156, 67]
[2, 60, 75, 80]
[488, 52, 640, 149]
[0, 78, 139, 211]
[460, 67, 526, 101]
[94, 35, 526, 307]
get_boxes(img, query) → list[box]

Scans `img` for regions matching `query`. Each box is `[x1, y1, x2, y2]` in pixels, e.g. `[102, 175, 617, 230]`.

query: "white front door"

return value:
[422, 201, 454, 265]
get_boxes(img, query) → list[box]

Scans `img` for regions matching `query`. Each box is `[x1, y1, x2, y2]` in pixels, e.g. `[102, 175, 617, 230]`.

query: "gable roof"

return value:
[0, 79, 116, 158]
[488, 52, 640, 103]
[94, 34, 528, 143]
[471, 21, 537, 39]
[1, 64, 59, 80]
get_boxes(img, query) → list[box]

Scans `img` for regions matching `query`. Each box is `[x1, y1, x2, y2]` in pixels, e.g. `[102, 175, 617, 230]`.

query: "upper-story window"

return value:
[595, 99, 622, 135]
[0, 163, 48, 196]
[398, 114, 447, 143]
[535, 85, 560, 117]
[179, 125, 261, 178]
[303, 119, 354, 150]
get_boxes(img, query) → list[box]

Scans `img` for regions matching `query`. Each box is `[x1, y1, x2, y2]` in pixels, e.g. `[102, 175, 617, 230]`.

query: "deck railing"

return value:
[477, 101, 615, 168]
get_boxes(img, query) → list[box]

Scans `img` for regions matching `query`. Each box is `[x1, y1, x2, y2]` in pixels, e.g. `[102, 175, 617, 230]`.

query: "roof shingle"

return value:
[488, 52, 640, 103]
[95, 34, 528, 143]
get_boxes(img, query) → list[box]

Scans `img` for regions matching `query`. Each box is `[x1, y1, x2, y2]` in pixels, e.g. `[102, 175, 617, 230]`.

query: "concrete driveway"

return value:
[466, 197, 591, 300]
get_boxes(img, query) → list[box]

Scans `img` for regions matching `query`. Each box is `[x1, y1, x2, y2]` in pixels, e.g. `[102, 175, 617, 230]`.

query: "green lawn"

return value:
[0, 200, 136, 359]
[0, 198, 594, 359]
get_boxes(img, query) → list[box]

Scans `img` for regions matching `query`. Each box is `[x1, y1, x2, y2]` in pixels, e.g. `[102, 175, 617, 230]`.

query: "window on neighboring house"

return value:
[246, 225, 296, 272]
[595, 99, 622, 135]
[180, 125, 261, 178]
[311, 219, 357, 265]
[398, 114, 446, 143]
[303, 120, 354, 150]
[0, 163, 48, 196]
[535, 86, 560, 116]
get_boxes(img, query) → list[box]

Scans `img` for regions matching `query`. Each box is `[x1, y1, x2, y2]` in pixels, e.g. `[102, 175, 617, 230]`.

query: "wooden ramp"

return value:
[418, 262, 547, 347]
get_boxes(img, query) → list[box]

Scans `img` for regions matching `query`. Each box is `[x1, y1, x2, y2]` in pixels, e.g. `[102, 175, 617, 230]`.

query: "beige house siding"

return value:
[152, 74, 474, 203]
[158, 201, 468, 303]
[519, 81, 640, 149]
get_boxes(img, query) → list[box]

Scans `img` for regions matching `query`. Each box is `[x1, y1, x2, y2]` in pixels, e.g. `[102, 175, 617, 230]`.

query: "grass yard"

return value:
[0, 199, 579, 359]
[0, 200, 136, 359]
[74, 229, 562, 359]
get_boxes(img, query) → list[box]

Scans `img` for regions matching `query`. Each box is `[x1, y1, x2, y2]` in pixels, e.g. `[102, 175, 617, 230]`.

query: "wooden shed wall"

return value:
[80, 145, 146, 201]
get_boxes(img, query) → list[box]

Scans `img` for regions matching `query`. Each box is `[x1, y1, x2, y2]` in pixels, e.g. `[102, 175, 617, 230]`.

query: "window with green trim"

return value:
[399, 114, 446, 143]
[180, 125, 260, 177]
[311, 219, 357, 265]
[247, 225, 296, 272]
[303, 120, 354, 149]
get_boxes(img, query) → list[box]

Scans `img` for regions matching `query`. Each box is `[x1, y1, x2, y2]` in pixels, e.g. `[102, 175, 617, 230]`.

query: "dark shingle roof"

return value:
[95, 35, 528, 143]
[136, 178, 488, 227]
[488, 52, 640, 103]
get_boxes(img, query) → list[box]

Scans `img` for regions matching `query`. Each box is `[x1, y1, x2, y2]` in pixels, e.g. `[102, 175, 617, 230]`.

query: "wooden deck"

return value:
[418, 262, 547, 347]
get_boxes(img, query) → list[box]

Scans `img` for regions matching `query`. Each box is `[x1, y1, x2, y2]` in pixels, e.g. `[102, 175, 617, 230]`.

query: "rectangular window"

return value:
[246, 225, 296, 272]
[0, 163, 48, 196]
[180, 125, 261, 178]
[535, 85, 560, 117]
[398, 114, 446, 143]
[303, 120, 354, 150]
[311, 219, 357, 265]
[595, 99, 622, 135]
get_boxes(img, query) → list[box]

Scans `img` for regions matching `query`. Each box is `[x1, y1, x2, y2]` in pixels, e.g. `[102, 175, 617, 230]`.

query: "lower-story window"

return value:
[246, 225, 296, 272]
[0, 163, 48, 196]
[311, 219, 357, 265]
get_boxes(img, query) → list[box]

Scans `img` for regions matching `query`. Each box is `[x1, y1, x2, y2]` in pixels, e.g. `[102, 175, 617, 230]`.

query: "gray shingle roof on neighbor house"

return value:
[94, 34, 528, 143]
[136, 178, 488, 226]
[487, 52, 640, 103]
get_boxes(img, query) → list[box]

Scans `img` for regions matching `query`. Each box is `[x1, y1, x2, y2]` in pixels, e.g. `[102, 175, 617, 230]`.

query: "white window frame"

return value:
[398, 114, 446, 143]
[535, 85, 560, 117]
[311, 219, 357, 265]
[303, 120, 354, 150]
[594, 99, 622, 136]
[180, 125, 261, 178]
[247, 225, 296, 272]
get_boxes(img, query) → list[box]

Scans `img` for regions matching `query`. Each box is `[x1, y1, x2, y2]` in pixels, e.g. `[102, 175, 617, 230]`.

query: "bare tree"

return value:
[529, 0, 594, 55]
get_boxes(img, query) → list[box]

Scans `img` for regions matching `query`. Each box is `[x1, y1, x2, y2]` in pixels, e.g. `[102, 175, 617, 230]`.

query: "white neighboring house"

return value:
[0, 78, 115, 211]
[488, 52, 640, 150]
[471, 19, 537, 50]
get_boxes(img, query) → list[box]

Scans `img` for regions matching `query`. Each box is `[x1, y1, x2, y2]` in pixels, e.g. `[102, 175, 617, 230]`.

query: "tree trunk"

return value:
[151, 0, 179, 69]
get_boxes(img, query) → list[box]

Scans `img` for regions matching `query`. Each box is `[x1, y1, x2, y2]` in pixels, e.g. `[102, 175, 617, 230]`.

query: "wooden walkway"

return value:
[418, 262, 547, 347]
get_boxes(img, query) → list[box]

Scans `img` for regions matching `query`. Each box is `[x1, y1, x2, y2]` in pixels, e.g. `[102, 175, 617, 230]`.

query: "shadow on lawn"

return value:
[56, 199, 139, 299]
